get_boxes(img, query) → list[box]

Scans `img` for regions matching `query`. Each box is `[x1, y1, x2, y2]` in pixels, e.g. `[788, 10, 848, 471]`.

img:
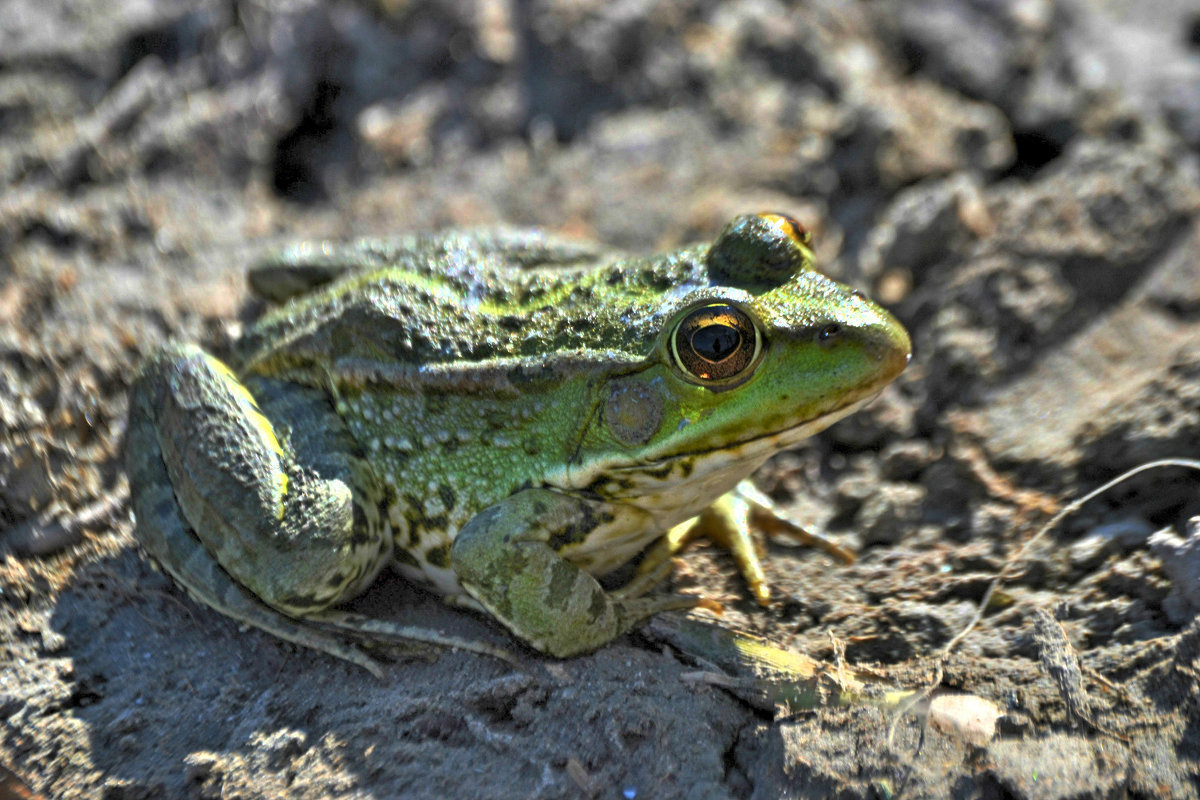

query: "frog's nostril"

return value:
[816, 322, 843, 348]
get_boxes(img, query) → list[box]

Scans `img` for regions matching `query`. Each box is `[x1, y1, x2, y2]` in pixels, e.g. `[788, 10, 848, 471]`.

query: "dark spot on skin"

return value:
[402, 492, 448, 533]
[638, 264, 675, 291]
[326, 572, 345, 589]
[403, 520, 421, 549]
[547, 561, 576, 609]
[349, 504, 374, 547]
[548, 505, 614, 551]
[425, 543, 451, 568]
[587, 584, 607, 622]
[393, 548, 420, 567]
[580, 474, 635, 500]
[422, 515, 449, 535]
[644, 463, 674, 480]
[438, 484, 457, 514]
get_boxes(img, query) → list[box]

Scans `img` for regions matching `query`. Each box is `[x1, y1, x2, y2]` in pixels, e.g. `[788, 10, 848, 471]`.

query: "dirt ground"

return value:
[4, 0, 1200, 797]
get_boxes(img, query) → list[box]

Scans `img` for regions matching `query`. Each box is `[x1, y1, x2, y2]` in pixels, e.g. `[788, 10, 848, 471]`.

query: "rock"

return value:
[1150, 517, 1200, 625]
[858, 483, 926, 546]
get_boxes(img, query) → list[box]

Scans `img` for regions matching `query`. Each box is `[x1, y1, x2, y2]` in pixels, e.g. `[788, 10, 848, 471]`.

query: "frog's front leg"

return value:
[126, 342, 395, 670]
[451, 489, 699, 657]
[620, 481, 857, 605]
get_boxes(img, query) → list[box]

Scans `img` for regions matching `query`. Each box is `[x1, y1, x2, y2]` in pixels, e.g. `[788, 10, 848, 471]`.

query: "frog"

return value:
[124, 212, 911, 675]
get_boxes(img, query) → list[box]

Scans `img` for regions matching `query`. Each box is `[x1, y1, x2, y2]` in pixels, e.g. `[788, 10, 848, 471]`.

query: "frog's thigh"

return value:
[128, 343, 391, 616]
[451, 488, 698, 657]
[126, 346, 389, 674]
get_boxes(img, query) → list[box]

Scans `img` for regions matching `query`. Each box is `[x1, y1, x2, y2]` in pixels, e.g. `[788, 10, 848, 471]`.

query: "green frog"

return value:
[125, 213, 911, 675]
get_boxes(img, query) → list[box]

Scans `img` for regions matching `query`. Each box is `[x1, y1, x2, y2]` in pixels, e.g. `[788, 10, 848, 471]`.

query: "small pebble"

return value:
[1150, 516, 1200, 624]
[1069, 533, 1110, 570]
[880, 440, 933, 481]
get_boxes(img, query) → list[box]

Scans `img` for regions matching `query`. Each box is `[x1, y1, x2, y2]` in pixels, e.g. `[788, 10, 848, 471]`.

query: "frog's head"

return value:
[583, 213, 911, 485]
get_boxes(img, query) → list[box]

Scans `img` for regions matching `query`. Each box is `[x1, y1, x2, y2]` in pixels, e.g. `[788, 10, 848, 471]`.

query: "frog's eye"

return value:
[671, 304, 761, 385]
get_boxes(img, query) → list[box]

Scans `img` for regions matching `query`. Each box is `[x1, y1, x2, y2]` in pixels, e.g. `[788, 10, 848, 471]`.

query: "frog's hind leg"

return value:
[126, 488, 387, 676]
[126, 368, 384, 674]
[126, 342, 394, 674]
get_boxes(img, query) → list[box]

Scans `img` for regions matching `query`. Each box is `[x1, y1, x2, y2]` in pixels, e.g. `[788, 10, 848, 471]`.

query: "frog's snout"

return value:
[861, 314, 912, 382]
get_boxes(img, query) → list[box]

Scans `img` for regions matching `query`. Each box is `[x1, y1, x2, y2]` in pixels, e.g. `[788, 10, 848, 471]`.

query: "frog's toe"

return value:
[626, 481, 855, 608]
[308, 609, 522, 666]
[736, 482, 856, 567]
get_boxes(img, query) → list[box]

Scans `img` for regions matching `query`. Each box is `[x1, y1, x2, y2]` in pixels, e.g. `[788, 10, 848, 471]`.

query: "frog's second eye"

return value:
[671, 304, 761, 385]
[707, 212, 814, 286]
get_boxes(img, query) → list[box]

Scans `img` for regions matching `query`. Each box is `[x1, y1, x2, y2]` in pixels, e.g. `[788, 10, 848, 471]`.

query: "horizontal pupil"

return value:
[692, 324, 740, 362]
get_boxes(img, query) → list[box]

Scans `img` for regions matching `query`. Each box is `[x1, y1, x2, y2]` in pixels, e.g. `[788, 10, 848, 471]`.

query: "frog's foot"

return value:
[617, 489, 768, 604]
[621, 481, 856, 605]
[451, 488, 701, 658]
[126, 343, 397, 675]
[307, 608, 522, 666]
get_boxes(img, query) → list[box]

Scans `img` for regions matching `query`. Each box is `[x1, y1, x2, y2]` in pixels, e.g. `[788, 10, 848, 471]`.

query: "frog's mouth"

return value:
[590, 392, 879, 496]
[659, 393, 876, 467]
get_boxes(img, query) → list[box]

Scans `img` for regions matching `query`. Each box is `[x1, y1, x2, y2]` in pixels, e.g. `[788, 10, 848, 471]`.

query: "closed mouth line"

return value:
[614, 392, 878, 472]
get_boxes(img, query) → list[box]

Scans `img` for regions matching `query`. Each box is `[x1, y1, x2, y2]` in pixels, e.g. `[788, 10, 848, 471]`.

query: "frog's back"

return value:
[237, 230, 710, 380]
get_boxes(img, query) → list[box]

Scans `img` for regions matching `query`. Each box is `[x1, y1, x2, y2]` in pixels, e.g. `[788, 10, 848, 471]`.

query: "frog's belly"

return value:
[560, 461, 758, 576]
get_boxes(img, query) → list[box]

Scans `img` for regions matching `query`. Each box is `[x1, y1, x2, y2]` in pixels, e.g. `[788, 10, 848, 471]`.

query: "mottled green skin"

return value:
[125, 214, 911, 667]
